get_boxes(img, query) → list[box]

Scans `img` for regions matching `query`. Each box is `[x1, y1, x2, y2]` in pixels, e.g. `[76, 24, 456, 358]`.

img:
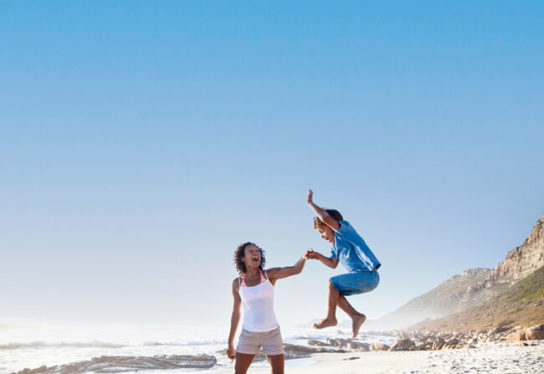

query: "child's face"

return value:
[316, 224, 334, 243]
[242, 244, 262, 268]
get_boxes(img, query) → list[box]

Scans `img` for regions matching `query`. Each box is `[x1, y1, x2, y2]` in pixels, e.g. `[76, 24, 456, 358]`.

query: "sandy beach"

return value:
[211, 341, 544, 374]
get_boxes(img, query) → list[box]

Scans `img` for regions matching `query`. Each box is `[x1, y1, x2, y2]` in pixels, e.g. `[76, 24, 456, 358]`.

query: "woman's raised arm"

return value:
[267, 255, 306, 283]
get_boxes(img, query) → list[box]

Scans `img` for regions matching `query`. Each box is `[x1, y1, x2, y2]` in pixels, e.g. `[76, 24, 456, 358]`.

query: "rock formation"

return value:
[490, 213, 544, 282]
[369, 213, 544, 330]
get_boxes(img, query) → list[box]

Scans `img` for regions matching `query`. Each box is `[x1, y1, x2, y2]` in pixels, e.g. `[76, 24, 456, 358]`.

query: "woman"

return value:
[227, 242, 306, 374]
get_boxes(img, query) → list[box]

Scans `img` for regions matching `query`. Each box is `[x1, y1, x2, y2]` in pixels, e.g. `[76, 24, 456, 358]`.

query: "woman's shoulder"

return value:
[263, 267, 279, 276]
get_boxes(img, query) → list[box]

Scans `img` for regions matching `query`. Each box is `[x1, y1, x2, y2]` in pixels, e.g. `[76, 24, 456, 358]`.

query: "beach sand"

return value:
[211, 341, 544, 374]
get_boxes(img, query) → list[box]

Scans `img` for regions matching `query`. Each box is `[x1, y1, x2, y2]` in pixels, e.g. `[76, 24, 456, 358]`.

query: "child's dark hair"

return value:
[313, 209, 343, 228]
[234, 242, 266, 274]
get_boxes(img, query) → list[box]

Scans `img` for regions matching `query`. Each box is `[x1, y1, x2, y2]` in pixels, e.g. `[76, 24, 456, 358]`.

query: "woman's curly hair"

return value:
[234, 242, 266, 274]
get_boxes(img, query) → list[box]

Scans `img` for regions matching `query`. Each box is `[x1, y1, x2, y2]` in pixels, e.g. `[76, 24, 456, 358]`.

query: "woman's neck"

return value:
[245, 267, 259, 276]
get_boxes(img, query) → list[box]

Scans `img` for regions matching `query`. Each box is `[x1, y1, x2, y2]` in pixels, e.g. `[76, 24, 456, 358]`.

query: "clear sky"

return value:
[1, 1, 543, 328]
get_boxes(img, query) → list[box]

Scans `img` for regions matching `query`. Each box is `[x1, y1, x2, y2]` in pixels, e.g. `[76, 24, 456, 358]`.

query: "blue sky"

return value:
[1, 1, 543, 327]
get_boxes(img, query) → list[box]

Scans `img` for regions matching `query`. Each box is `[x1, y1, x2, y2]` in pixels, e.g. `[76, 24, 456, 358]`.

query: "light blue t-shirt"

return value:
[331, 220, 381, 272]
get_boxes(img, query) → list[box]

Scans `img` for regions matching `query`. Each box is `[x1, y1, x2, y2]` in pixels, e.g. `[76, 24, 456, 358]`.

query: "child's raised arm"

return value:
[307, 189, 340, 229]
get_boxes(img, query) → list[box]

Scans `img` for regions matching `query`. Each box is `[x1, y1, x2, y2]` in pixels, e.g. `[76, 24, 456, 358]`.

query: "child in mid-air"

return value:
[305, 189, 381, 338]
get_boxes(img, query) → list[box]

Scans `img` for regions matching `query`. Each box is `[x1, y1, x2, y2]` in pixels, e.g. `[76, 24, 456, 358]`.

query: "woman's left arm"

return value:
[267, 255, 306, 283]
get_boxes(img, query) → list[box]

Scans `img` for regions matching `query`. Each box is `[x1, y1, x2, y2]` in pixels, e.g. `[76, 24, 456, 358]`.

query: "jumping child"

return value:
[305, 189, 381, 338]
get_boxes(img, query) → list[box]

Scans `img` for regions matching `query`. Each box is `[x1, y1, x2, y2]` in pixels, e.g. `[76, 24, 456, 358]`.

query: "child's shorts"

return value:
[330, 270, 379, 296]
[236, 326, 284, 356]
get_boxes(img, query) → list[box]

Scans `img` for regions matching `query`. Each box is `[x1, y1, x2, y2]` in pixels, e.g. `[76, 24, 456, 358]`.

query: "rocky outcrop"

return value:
[507, 325, 544, 341]
[390, 338, 415, 351]
[302, 326, 544, 355]
[490, 214, 544, 283]
[370, 343, 390, 351]
[409, 264, 544, 333]
[370, 213, 544, 331]
[12, 354, 218, 374]
[307, 338, 370, 352]
[507, 331, 527, 341]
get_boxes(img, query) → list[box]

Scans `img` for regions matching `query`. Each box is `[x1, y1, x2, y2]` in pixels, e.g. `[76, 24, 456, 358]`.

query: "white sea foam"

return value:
[0, 320, 225, 374]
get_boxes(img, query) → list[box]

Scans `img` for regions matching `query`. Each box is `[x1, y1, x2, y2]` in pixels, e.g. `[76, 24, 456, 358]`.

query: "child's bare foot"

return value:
[312, 317, 337, 329]
[352, 314, 366, 337]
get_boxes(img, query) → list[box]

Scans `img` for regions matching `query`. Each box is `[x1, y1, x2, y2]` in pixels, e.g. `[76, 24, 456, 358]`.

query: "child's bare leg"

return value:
[313, 280, 339, 329]
[338, 296, 366, 338]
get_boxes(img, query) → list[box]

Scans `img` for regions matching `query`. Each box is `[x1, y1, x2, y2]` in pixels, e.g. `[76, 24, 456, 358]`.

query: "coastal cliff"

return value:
[370, 213, 544, 331]
[490, 213, 544, 283]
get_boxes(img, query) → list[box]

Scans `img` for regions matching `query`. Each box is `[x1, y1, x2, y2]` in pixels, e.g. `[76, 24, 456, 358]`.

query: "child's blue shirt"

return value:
[331, 220, 381, 272]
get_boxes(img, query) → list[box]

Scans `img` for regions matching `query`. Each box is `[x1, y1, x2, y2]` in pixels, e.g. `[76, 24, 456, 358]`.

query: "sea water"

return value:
[0, 319, 395, 374]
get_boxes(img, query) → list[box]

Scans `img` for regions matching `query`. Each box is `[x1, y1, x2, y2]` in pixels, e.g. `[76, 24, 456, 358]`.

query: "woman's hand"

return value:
[227, 343, 236, 359]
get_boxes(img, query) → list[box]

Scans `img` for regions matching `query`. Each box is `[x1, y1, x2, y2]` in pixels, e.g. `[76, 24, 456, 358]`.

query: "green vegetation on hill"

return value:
[495, 265, 544, 303]
[410, 266, 544, 332]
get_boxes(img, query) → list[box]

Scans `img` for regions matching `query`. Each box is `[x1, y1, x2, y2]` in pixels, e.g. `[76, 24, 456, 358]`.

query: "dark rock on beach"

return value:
[11, 354, 217, 374]
[370, 343, 390, 351]
[507, 324, 544, 341]
[285, 343, 346, 358]
[390, 338, 415, 351]
[246, 343, 346, 362]
[307, 339, 330, 347]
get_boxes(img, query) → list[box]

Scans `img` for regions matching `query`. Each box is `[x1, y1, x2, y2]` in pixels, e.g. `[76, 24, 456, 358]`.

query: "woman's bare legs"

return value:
[234, 353, 256, 374]
[267, 354, 285, 374]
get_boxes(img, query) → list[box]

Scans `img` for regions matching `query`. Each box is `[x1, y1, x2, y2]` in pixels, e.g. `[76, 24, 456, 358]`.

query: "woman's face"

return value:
[242, 244, 262, 269]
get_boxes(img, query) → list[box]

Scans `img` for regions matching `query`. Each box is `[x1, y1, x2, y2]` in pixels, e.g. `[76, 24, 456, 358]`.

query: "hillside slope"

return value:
[366, 268, 504, 330]
[369, 213, 544, 330]
[409, 265, 544, 332]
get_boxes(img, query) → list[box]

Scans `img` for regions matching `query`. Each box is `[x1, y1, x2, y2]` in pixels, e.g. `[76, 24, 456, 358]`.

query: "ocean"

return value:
[0, 319, 395, 373]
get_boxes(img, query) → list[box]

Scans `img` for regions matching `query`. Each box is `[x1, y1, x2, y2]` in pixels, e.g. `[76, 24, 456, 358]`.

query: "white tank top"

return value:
[239, 270, 279, 332]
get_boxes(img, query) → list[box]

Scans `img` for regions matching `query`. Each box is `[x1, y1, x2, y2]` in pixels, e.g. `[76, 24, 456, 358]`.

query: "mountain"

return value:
[489, 213, 544, 282]
[367, 213, 544, 331]
[409, 265, 544, 332]
[364, 268, 502, 330]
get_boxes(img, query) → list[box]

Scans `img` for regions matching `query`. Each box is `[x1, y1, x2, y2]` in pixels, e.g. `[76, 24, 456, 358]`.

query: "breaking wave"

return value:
[0, 339, 224, 350]
[0, 342, 126, 350]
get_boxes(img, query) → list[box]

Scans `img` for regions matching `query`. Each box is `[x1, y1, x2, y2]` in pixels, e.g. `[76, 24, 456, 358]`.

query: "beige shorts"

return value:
[236, 327, 284, 356]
